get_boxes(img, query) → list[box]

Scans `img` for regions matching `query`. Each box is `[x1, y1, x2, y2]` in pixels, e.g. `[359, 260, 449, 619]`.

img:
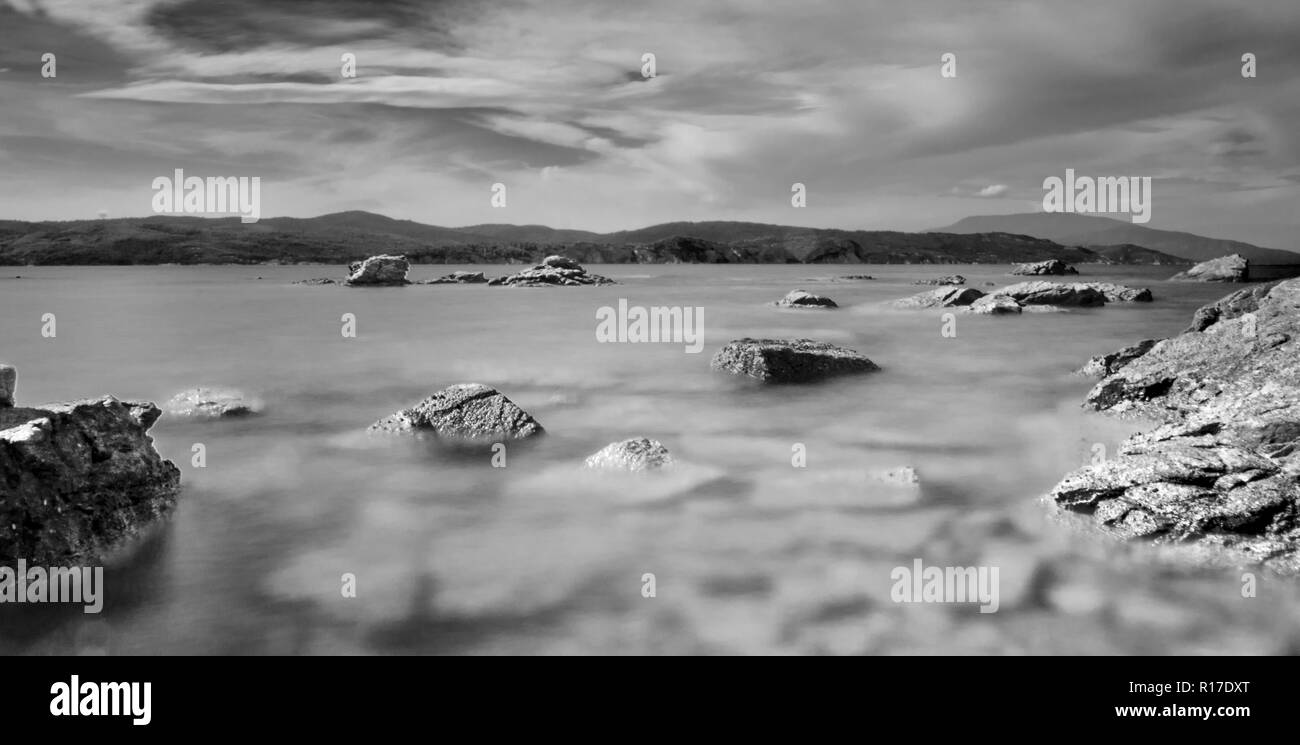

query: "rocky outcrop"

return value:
[1088, 282, 1153, 303]
[711, 339, 879, 383]
[293, 277, 338, 286]
[487, 255, 616, 287]
[1076, 339, 1160, 378]
[584, 438, 674, 472]
[165, 388, 263, 419]
[1184, 281, 1281, 333]
[369, 383, 543, 439]
[0, 364, 14, 408]
[1050, 279, 1300, 573]
[992, 281, 1106, 307]
[419, 271, 488, 285]
[913, 275, 966, 286]
[1, 393, 180, 564]
[961, 294, 1023, 315]
[1170, 254, 1249, 283]
[890, 287, 985, 310]
[775, 290, 837, 309]
[1011, 259, 1078, 276]
[345, 255, 411, 286]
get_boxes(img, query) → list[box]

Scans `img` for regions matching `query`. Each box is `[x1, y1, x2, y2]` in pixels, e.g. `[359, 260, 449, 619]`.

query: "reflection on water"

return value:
[2, 264, 1298, 654]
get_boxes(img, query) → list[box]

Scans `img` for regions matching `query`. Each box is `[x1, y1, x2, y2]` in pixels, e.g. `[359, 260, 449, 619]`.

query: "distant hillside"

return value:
[935, 213, 1300, 265]
[0, 212, 1224, 266]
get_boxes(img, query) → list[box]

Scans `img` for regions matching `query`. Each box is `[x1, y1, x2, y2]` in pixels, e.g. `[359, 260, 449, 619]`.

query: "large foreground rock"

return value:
[369, 383, 543, 439]
[1011, 259, 1078, 276]
[487, 256, 615, 287]
[711, 339, 879, 383]
[993, 281, 1106, 307]
[775, 289, 837, 308]
[1051, 279, 1300, 573]
[584, 438, 674, 472]
[1169, 254, 1249, 283]
[1184, 281, 1281, 333]
[890, 287, 985, 309]
[346, 255, 410, 286]
[1, 396, 180, 563]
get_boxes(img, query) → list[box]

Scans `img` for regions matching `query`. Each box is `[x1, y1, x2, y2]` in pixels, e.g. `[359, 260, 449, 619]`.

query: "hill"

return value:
[935, 213, 1300, 265]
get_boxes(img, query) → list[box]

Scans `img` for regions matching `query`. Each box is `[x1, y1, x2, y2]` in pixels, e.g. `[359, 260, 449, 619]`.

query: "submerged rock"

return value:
[1169, 254, 1249, 283]
[369, 383, 543, 440]
[166, 388, 263, 419]
[913, 275, 966, 286]
[961, 295, 1023, 315]
[890, 286, 985, 309]
[1, 395, 181, 563]
[419, 271, 488, 285]
[775, 289, 837, 308]
[345, 255, 410, 286]
[1011, 259, 1078, 276]
[839, 274, 875, 280]
[1050, 278, 1300, 573]
[294, 277, 338, 286]
[0, 364, 14, 408]
[1076, 339, 1160, 378]
[711, 338, 879, 383]
[584, 438, 674, 472]
[993, 281, 1106, 307]
[487, 255, 615, 287]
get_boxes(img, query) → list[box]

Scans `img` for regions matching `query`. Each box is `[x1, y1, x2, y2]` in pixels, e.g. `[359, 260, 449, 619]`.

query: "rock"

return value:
[1169, 254, 1249, 283]
[345, 255, 410, 286]
[1087, 282, 1153, 303]
[1184, 281, 1281, 333]
[1011, 259, 1079, 276]
[1051, 278, 1300, 573]
[890, 287, 985, 309]
[711, 339, 880, 383]
[419, 271, 488, 285]
[0, 364, 14, 407]
[369, 383, 543, 439]
[872, 466, 920, 486]
[961, 295, 1023, 315]
[0, 397, 181, 563]
[775, 289, 837, 309]
[1076, 339, 1160, 378]
[913, 275, 966, 286]
[584, 438, 674, 472]
[839, 275, 875, 280]
[487, 256, 615, 287]
[294, 277, 337, 286]
[993, 281, 1106, 307]
[165, 388, 263, 419]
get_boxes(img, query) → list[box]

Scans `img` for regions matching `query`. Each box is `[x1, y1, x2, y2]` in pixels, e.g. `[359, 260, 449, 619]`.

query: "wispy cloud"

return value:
[1, 0, 1299, 247]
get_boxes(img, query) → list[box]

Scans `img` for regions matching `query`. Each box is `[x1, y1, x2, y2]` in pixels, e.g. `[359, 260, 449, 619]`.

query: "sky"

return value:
[1, 0, 1299, 248]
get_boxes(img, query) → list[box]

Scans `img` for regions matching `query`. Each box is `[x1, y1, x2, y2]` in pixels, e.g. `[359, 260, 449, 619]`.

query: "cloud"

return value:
[1, 0, 1299, 242]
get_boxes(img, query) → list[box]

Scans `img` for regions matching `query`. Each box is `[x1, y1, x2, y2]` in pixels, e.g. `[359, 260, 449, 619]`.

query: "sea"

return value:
[2, 263, 1298, 654]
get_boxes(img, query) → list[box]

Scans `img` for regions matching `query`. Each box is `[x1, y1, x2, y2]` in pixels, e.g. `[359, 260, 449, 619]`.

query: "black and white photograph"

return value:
[1, 0, 1298, 695]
